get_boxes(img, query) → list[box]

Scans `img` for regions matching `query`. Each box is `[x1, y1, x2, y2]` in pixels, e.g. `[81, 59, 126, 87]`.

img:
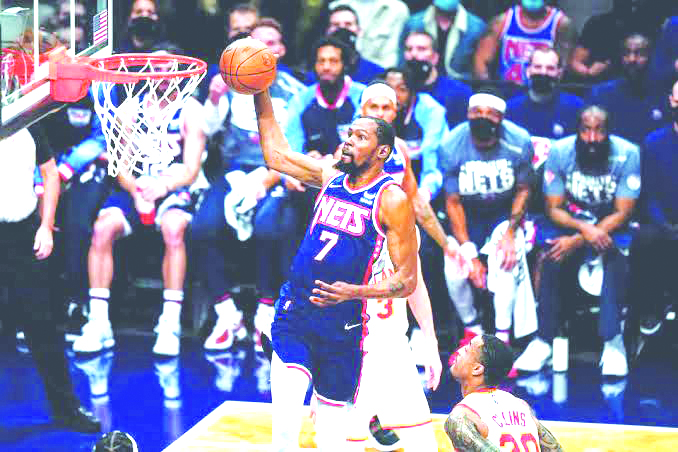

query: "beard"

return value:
[575, 136, 611, 169]
[333, 158, 359, 176]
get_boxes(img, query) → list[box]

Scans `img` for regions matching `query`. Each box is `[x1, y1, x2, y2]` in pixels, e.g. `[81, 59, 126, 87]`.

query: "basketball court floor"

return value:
[1, 327, 677, 451]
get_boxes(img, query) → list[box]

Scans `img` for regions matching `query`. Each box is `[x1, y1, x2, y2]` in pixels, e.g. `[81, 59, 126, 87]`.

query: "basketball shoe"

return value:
[205, 350, 246, 392]
[154, 357, 181, 400]
[65, 298, 88, 342]
[600, 334, 628, 377]
[73, 351, 114, 398]
[73, 319, 115, 353]
[204, 298, 247, 351]
[513, 337, 552, 372]
[153, 314, 181, 356]
[253, 301, 274, 353]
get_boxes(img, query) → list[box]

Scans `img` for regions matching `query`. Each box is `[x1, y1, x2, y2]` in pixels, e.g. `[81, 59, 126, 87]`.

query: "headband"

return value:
[468, 93, 506, 114]
[360, 83, 397, 108]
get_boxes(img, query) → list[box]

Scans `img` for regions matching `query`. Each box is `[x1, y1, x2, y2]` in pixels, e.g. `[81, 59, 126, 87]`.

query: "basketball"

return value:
[220, 37, 277, 95]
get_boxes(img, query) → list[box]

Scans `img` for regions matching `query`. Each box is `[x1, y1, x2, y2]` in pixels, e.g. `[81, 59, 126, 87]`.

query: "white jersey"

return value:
[456, 389, 541, 451]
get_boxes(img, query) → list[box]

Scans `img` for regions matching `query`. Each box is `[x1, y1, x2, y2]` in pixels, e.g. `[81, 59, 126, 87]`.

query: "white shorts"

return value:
[348, 337, 432, 441]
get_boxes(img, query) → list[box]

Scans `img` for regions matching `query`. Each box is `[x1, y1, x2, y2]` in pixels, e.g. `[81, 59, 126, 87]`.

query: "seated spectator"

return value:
[630, 78, 678, 336]
[400, 0, 486, 80]
[285, 36, 365, 156]
[383, 66, 447, 201]
[589, 32, 669, 146]
[199, 19, 306, 351]
[117, 0, 169, 53]
[649, 16, 678, 97]
[329, 0, 410, 68]
[73, 46, 208, 356]
[402, 29, 472, 128]
[304, 4, 384, 85]
[473, 0, 576, 96]
[439, 87, 537, 352]
[514, 106, 640, 377]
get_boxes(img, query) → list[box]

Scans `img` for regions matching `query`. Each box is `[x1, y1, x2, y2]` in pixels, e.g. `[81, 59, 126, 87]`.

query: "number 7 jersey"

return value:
[286, 172, 397, 310]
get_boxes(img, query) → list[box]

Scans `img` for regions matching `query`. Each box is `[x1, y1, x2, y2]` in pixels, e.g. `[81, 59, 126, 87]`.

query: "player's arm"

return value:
[473, 14, 505, 80]
[445, 406, 498, 452]
[554, 15, 578, 72]
[254, 89, 334, 188]
[310, 186, 418, 304]
[531, 413, 565, 452]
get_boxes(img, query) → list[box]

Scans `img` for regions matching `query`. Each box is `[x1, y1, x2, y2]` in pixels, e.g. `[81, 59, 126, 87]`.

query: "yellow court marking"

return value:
[164, 401, 678, 451]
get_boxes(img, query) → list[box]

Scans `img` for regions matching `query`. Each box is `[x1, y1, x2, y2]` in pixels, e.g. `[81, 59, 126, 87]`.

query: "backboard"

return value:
[0, 0, 113, 138]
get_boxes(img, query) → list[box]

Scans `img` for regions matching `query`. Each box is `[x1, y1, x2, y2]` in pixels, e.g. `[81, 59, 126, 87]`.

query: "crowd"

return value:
[3, 0, 678, 433]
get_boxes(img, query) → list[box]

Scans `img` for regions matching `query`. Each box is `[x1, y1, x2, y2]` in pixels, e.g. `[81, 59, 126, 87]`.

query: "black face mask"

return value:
[469, 118, 500, 142]
[670, 105, 678, 124]
[405, 59, 433, 89]
[529, 74, 557, 96]
[576, 137, 611, 168]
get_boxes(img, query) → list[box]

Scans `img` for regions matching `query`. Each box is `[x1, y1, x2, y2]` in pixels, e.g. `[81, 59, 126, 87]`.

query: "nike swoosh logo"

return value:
[344, 323, 362, 331]
[362, 192, 377, 200]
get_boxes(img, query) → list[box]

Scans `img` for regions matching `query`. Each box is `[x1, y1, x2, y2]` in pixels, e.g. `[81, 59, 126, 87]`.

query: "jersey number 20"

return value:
[500, 433, 539, 452]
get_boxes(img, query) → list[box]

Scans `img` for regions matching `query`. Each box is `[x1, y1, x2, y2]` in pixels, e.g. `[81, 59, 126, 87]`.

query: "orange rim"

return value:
[87, 53, 207, 84]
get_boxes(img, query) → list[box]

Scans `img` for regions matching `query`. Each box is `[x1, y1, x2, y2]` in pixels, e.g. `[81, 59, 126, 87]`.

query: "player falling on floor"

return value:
[446, 334, 564, 451]
[253, 86, 419, 451]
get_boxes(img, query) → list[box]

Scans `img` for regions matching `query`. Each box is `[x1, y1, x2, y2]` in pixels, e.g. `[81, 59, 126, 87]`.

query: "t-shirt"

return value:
[641, 126, 678, 225]
[544, 135, 641, 220]
[420, 76, 472, 130]
[439, 119, 534, 222]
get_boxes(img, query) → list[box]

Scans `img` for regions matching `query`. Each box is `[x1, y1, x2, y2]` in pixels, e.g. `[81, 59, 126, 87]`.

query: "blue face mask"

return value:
[433, 0, 460, 13]
[521, 0, 545, 12]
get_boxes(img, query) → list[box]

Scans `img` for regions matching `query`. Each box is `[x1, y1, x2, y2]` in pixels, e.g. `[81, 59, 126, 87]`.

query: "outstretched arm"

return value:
[254, 90, 333, 188]
[445, 409, 498, 452]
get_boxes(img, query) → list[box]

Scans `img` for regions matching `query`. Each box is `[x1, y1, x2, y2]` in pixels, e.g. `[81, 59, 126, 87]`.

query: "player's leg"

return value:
[314, 399, 353, 452]
[491, 266, 517, 343]
[599, 247, 629, 376]
[270, 352, 312, 451]
[154, 208, 192, 356]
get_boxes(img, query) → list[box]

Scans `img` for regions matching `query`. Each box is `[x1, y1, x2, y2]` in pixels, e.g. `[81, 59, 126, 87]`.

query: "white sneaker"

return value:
[153, 315, 181, 356]
[73, 320, 115, 353]
[74, 351, 114, 397]
[253, 303, 275, 353]
[205, 350, 246, 392]
[204, 301, 247, 351]
[600, 335, 628, 376]
[513, 337, 552, 372]
[154, 357, 180, 400]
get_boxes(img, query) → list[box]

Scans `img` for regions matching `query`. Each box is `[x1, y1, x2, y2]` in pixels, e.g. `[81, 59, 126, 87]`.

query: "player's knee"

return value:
[91, 213, 122, 247]
[161, 212, 188, 247]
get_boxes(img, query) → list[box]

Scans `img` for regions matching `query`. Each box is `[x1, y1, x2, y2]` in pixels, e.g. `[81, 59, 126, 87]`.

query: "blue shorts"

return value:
[271, 283, 365, 405]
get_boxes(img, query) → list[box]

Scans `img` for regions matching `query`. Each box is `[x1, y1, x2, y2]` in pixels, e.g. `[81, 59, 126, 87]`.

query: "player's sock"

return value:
[271, 352, 311, 452]
[161, 290, 183, 325]
[493, 270, 516, 338]
[393, 422, 437, 451]
[314, 398, 351, 452]
[89, 288, 110, 322]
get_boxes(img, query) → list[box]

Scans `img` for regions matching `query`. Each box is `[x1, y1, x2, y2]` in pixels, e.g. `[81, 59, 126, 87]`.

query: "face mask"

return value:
[433, 0, 460, 13]
[529, 74, 557, 95]
[469, 118, 500, 142]
[405, 59, 432, 89]
[576, 137, 611, 168]
[128, 16, 162, 42]
[521, 0, 545, 12]
[671, 105, 678, 124]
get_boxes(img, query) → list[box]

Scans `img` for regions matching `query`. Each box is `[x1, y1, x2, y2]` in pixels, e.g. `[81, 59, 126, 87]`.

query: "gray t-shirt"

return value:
[544, 135, 641, 219]
[440, 119, 534, 221]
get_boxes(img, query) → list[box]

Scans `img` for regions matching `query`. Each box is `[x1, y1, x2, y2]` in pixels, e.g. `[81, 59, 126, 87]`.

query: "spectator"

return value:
[589, 32, 669, 146]
[649, 16, 678, 99]
[304, 5, 384, 85]
[383, 66, 447, 201]
[439, 88, 536, 350]
[329, 0, 410, 68]
[473, 0, 576, 94]
[514, 106, 640, 377]
[402, 29, 472, 128]
[0, 124, 100, 433]
[117, 0, 169, 53]
[284, 36, 365, 156]
[198, 18, 306, 351]
[73, 46, 207, 356]
[400, 0, 486, 80]
[630, 78, 678, 336]
[47, 0, 88, 53]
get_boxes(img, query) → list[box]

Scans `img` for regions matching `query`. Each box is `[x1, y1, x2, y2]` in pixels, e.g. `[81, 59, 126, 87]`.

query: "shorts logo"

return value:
[344, 322, 361, 331]
[283, 300, 292, 311]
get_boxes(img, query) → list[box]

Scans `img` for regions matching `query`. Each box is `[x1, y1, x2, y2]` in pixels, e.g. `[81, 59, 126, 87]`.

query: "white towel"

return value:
[480, 221, 538, 338]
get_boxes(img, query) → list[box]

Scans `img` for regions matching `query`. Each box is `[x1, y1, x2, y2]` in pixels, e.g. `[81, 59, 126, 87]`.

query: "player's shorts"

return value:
[99, 188, 198, 237]
[271, 284, 364, 405]
[349, 335, 432, 440]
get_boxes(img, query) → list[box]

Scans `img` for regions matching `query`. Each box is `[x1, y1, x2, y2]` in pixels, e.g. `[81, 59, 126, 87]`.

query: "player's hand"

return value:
[580, 224, 612, 251]
[546, 235, 581, 262]
[496, 230, 517, 271]
[208, 74, 229, 105]
[425, 341, 442, 391]
[137, 177, 168, 202]
[468, 258, 486, 289]
[589, 60, 610, 76]
[310, 280, 360, 306]
[284, 175, 306, 192]
[34, 225, 54, 260]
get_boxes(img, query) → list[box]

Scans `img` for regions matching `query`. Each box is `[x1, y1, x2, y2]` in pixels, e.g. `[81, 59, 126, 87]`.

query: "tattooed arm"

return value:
[536, 419, 565, 451]
[445, 408, 499, 452]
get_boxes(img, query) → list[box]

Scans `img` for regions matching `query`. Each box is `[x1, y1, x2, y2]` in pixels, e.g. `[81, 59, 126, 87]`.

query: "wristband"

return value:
[460, 241, 478, 261]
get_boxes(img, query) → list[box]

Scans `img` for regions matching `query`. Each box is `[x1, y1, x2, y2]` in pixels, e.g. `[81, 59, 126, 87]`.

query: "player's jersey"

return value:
[456, 388, 541, 451]
[499, 6, 564, 84]
[286, 172, 397, 313]
[383, 144, 406, 184]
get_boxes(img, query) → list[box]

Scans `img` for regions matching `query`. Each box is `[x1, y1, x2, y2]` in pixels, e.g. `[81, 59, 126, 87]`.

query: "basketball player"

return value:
[446, 334, 564, 451]
[73, 46, 207, 356]
[253, 86, 419, 451]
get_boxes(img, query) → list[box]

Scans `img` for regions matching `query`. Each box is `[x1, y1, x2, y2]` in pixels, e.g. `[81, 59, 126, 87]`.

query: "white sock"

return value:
[214, 296, 237, 317]
[492, 269, 516, 333]
[315, 399, 350, 452]
[161, 291, 183, 325]
[271, 352, 310, 452]
[89, 288, 110, 322]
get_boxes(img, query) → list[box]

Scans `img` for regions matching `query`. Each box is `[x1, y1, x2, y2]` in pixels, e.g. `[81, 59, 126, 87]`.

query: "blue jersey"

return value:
[285, 172, 397, 310]
[383, 145, 407, 184]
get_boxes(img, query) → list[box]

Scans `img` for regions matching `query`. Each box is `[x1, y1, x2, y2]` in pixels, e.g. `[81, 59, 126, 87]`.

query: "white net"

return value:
[91, 55, 206, 177]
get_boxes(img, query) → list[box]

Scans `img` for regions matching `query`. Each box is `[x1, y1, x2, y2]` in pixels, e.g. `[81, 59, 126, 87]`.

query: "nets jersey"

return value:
[456, 389, 541, 451]
[499, 6, 564, 84]
[383, 144, 406, 184]
[286, 172, 397, 313]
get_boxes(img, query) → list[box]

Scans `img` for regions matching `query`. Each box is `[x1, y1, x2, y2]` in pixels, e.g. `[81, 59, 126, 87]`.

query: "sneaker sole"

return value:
[515, 356, 552, 373]
[73, 338, 115, 354]
[640, 322, 662, 336]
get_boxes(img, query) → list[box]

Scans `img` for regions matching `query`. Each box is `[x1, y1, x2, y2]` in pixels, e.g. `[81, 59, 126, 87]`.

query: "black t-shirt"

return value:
[28, 123, 54, 166]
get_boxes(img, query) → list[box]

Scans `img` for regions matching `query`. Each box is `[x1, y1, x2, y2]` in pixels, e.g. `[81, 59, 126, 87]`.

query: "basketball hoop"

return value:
[52, 53, 207, 177]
